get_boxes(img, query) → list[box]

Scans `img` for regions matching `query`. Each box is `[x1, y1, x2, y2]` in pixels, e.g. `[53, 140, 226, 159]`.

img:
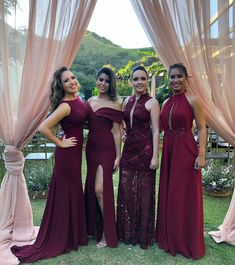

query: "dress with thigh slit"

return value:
[11, 97, 88, 263]
[84, 103, 122, 248]
[155, 92, 205, 259]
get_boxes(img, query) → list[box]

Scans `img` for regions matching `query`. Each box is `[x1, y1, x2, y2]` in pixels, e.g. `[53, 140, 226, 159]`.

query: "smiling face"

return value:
[61, 70, 79, 96]
[96, 73, 110, 95]
[169, 67, 187, 94]
[131, 69, 148, 95]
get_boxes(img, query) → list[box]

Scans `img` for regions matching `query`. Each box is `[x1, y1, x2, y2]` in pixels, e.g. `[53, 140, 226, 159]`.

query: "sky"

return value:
[87, 0, 152, 49]
[8, 0, 151, 49]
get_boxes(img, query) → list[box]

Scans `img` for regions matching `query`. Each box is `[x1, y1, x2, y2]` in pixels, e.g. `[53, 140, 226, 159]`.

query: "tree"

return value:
[71, 33, 172, 102]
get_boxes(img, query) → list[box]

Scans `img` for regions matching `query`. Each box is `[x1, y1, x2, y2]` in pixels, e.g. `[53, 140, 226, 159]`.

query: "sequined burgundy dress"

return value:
[117, 93, 156, 249]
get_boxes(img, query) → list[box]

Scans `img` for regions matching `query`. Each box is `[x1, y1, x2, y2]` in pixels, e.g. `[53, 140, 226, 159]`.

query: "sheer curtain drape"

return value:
[131, 0, 235, 245]
[131, 0, 235, 144]
[0, 1, 96, 264]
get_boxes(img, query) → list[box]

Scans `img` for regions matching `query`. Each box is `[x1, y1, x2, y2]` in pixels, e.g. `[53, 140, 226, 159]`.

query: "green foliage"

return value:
[202, 160, 235, 192]
[102, 64, 116, 72]
[72, 31, 172, 103]
[92, 87, 99, 96]
[71, 31, 173, 102]
[156, 84, 172, 106]
[116, 53, 171, 101]
[24, 161, 52, 198]
[117, 81, 132, 97]
[70, 63, 96, 98]
[72, 31, 156, 99]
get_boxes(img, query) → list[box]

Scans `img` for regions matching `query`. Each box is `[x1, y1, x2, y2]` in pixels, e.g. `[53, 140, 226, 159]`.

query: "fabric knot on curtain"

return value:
[0, 0, 97, 263]
[3, 146, 25, 176]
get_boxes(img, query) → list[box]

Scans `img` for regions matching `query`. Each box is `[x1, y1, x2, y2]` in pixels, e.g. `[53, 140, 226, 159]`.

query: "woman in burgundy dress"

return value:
[84, 67, 122, 248]
[156, 63, 206, 259]
[11, 66, 88, 262]
[117, 66, 160, 249]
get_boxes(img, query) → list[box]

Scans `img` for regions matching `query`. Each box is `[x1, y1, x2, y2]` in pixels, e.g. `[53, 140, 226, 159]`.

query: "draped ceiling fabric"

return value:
[0, 0, 96, 264]
[131, 0, 235, 246]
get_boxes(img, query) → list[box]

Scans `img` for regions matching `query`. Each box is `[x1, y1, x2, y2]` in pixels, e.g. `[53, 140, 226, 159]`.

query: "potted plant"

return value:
[202, 160, 235, 197]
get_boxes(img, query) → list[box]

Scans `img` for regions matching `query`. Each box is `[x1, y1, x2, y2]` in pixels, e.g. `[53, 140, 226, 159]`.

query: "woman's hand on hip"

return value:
[59, 135, 77, 148]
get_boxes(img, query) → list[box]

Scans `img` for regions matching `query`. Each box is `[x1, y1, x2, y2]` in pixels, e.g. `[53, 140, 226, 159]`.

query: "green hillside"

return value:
[71, 31, 154, 96]
[75, 31, 153, 69]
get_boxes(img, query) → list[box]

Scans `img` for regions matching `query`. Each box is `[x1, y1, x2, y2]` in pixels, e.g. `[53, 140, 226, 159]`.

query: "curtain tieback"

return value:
[3, 145, 25, 175]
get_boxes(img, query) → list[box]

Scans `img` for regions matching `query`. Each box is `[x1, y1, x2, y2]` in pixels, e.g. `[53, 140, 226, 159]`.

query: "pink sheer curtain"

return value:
[131, 0, 235, 144]
[130, 0, 235, 245]
[0, 1, 96, 264]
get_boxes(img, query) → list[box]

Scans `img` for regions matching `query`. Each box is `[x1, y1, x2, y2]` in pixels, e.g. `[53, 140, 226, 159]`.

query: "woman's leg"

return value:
[95, 165, 107, 247]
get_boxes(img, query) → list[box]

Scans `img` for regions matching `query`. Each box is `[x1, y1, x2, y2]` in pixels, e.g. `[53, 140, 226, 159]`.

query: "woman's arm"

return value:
[159, 98, 169, 134]
[111, 100, 122, 171]
[188, 94, 206, 169]
[120, 96, 129, 142]
[38, 103, 77, 148]
[112, 121, 121, 172]
[146, 98, 160, 170]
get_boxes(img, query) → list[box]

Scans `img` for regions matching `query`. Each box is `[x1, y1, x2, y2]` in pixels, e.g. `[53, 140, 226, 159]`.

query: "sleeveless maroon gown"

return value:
[11, 97, 88, 263]
[84, 104, 122, 247]
[117, 93, 156, 249]
[155, 92, 205, 259]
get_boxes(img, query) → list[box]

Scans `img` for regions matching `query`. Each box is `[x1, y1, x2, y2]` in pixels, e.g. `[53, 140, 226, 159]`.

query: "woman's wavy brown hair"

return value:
[49, 66, 68, 112]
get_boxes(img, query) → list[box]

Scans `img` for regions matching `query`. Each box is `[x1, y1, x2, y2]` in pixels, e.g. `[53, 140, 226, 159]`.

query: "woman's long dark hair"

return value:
[96, 67, 117, 101]
[49, 66, 68, 112]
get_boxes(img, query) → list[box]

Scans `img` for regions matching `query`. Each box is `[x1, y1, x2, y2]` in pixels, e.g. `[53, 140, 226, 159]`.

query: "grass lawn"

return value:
[1, 152, 235, 264]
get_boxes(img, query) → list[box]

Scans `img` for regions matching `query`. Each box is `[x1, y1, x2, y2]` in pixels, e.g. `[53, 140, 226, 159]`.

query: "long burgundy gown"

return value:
[117, 93, 156, 249]
[11, 97, 88, 263]
[155, 92, 205, 259]
[84, 104, 122, 248]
